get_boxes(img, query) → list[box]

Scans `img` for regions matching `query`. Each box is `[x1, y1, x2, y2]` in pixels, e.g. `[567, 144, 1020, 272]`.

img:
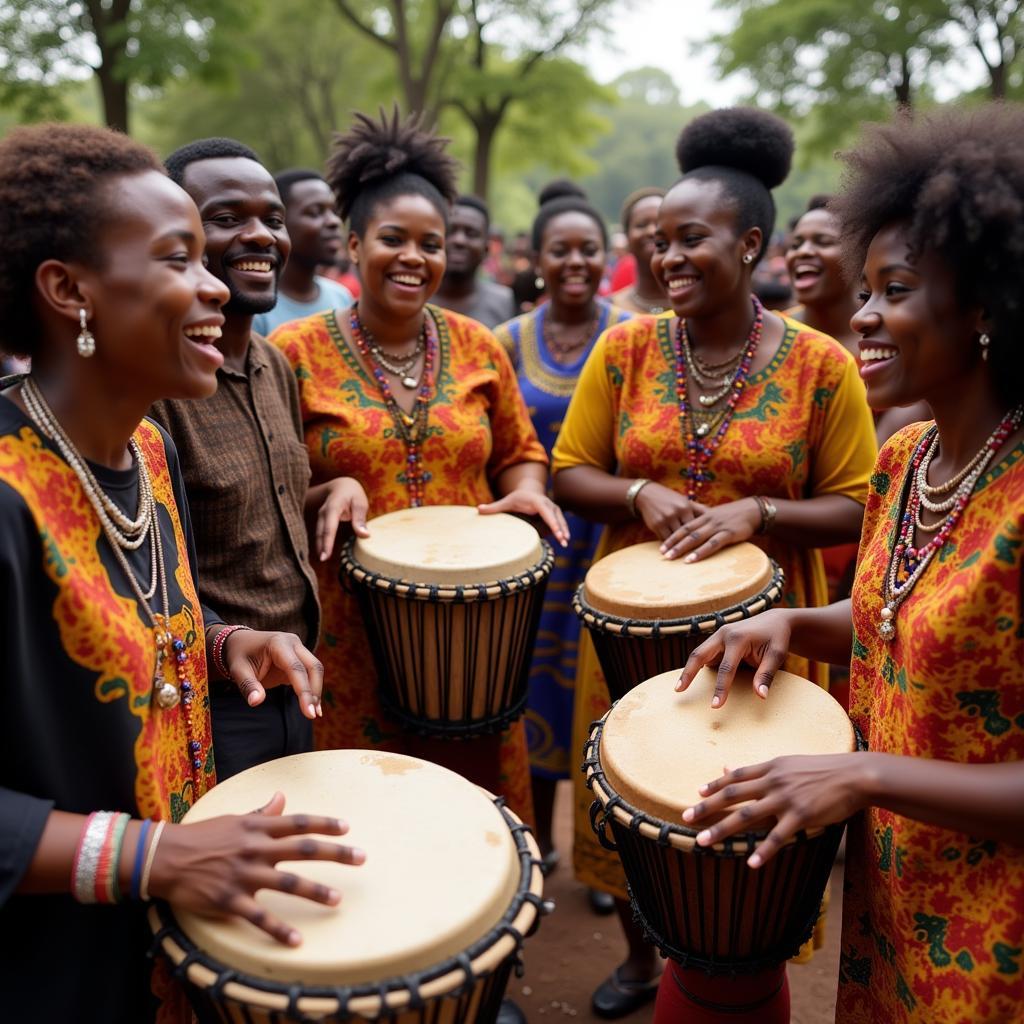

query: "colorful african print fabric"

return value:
[271, 306, 547, 822]
[841, 423, 1024, 1023]
[551, 313, 877, 898]
[0, 398, 214, 1022]
[494, 301, 632, 779]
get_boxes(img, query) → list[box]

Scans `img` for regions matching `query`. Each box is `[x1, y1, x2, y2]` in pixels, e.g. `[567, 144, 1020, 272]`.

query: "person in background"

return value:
[610, 187, 669, 315]
[252, 169, 353, 335]
[154, 138, 363, 779]
[321, 251, 362, 299]
[432, 195, 518, 328]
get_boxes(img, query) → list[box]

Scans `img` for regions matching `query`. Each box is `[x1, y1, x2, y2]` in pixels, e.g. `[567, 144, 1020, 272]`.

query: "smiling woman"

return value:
[0, 124, 366, 1023]
[270, 111, 568, 844]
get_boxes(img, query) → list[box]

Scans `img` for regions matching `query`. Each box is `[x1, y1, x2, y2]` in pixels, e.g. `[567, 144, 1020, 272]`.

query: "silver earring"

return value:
[979, 332, 990, 361]
[534, 275, 545, 290]
[742, 253, 755, 265]
[76, 308, 95, 358]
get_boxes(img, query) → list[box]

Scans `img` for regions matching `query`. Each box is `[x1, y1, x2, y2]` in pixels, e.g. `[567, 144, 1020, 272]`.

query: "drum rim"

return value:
[572, 559, 784, 637]
[342, 537, 554, 603]
[149, 798, 546, 1019]
[584, 710, 866, 854]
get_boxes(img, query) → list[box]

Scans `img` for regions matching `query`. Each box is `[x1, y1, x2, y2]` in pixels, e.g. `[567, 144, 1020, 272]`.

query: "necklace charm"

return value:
[155, 681, 180, 709]
[402, 375, 419, 390]
[879, 605, 895, 640]
[696, 423, 710, 437]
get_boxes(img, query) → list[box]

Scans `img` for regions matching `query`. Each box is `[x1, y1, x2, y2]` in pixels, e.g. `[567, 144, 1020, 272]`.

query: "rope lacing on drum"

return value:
[402, 974, 425, 1009]
[656, 823, 674, 847]
[209, 968, 239, 1002]
[453, 951, 477, 996]
[147, 920, 175, 960]
[285, 983, 305, 1019]
[329, 985, 354, 1013]
[170, 947, 203, 981]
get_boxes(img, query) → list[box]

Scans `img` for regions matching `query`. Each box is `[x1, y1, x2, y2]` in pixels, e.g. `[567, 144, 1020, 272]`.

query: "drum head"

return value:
[353, 506, 543, 585]
[173, 750, 521, 986]
[601, 668, 856, 824]
[583, 541, 773, 620]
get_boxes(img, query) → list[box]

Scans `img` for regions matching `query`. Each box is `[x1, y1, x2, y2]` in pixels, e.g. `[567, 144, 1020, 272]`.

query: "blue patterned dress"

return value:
[494, 301, 633, 778]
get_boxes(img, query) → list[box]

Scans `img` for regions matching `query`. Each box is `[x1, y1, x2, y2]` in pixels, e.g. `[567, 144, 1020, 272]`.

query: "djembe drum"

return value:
[573, 541, 784, 700]
[584, 668, 859, 1019]
[151, 750, 546, 1023]
[341, 506, 553, 738]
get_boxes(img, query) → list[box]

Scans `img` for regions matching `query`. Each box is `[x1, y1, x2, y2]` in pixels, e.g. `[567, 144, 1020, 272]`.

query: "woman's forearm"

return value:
[768, 494, 864, 547]
[782, 600, 855, 666]
[495, 461, 548, 497]
[552, 465, 635, 524]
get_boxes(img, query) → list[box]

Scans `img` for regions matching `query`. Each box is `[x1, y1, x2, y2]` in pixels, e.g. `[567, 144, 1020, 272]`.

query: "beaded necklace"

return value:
[879, 403, 1024, 640]
[674, 297, 764, 498]
[541, 309, 600, 361]
[21, 377, 205, 787]
[349, 307, 436, 507]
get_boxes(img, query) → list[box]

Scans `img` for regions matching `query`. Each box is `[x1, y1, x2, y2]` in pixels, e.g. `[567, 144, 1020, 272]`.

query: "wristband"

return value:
[212, 624, 252, 680]
[130, 819, 153, 902]
[106, 813, 131, 903]
[624, 478, 650, 518]
[754, 495, 778, 534]
[72, 811, 115, 904]
[139, 820, 167, 902]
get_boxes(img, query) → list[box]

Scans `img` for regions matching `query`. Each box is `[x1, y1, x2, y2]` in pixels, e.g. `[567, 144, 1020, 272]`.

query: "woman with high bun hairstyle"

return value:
[271, 111, 566, 826]
[552, 107, 877, 1019]
[680, 104, 1024, 1024]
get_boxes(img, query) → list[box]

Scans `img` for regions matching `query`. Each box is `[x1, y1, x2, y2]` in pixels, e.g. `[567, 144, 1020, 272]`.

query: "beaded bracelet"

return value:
[212, 624, 252, 680]
[140, 820, 167, 902]
[130, 819, 153, 902]
[71, 811, 115, 904]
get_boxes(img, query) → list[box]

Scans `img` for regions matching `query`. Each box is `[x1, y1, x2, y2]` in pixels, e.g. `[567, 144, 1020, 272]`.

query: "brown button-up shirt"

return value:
[150, 335, 320, 647]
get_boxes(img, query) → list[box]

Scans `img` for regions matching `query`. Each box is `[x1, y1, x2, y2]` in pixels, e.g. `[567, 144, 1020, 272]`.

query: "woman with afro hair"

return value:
[551, 107, 877, 1019]
[270, 111, 567, 832]
[681, 104, 1024, 1024]
[0, 124, 366, 1022]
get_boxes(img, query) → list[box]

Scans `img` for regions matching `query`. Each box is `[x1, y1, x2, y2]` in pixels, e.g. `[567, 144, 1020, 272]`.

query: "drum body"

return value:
[584, 668, 858, 974]
[574, 541, 784, 701]
[341, 506, 553, 738]
[151, 750, 546, 1022]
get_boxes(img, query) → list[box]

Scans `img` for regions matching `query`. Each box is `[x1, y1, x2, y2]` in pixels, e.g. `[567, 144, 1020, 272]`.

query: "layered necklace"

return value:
[542, 309, 600, 362]
[674, 297, 764, 499]
[879, 403, 1024, 640]
[21, 378, 205, 782]
[350, 307, 436, 507]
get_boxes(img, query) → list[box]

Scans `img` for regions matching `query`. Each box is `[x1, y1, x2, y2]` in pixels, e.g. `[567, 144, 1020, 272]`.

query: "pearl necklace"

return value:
[20, 379, 207, 785]
[628, 290, 667, 315]
[879, 404, 1024, 640]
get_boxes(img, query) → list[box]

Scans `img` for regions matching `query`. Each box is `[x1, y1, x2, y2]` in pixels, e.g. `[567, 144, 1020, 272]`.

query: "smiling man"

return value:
[251, 169, 353, 335]
[152, 138, 363, 779]
[432, 195, 517, 328]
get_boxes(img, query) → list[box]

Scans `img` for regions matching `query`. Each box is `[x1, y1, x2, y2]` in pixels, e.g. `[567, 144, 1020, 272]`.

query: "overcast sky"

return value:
[580, 0, 747, 106]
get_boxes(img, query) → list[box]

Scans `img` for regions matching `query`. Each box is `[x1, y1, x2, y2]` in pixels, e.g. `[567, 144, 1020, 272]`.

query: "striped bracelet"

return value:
[139, 820, 167, 902]
[212, 624, 252, 680]
[72, 811, 115, 904]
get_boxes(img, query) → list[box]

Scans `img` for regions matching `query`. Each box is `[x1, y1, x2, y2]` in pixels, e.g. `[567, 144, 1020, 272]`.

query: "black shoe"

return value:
[588, 887, 615, 915]
[497, 998, 527, 1024]
[591, 966, 662, 1020]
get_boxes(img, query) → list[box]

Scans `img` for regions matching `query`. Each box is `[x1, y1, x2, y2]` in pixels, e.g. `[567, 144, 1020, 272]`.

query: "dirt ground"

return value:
[516, 781, 842, 1024]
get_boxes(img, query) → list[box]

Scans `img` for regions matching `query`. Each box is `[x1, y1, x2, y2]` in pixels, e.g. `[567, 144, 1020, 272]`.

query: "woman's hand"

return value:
[632, 482, 700, 541]
[223, 629, 324, 720]
[676, 609, 794, 708]
[307, 477, 370, 562]
[479, 489, 570, 548]
[659, 497, 761, 562]
[681, 753, 870, 867]
[149, 792, 366, 945]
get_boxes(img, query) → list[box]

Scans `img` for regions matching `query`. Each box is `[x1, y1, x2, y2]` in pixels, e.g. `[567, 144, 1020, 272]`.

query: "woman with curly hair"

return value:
[610, 187, 669, 315]
[270, 111, 566, 828]
[493, 190, 631, 870]
[551, 107, 877, 1019]
[0, 124, 364, 1022]
[680, 104, 1024, 1024]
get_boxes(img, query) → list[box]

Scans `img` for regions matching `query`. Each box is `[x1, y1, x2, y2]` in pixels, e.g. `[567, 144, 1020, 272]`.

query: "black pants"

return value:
[210, 682, 313, 781]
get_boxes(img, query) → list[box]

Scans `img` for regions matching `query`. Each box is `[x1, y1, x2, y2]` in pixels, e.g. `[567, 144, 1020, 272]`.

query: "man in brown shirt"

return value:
[153, 138, 367, 778]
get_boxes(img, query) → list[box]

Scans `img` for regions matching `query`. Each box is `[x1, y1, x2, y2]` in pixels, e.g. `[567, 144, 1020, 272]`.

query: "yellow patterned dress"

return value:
[840, 423, 1024, 1023]
[0, 402, 215, 1022]
[551, 313, 877, 897]
[271, 306, 548, 822]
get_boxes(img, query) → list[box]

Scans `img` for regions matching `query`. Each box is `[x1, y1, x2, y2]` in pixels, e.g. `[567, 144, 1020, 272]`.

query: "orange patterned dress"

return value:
[841, 424, 1024, 1022]
[551, 313, 877, 897]
[271, 306, 548, 822]
[0, 401, 214, 1022]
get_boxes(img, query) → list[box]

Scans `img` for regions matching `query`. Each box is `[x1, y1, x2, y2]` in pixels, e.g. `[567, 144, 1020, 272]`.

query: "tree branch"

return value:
[329, 0, 398, 52]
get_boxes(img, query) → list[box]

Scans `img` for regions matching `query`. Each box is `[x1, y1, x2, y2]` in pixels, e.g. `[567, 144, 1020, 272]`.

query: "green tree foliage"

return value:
[0, 0, 245, 132]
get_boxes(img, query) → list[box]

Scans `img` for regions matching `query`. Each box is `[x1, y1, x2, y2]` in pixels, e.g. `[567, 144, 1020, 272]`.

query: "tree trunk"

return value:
[472, 112, 499, 200]
[96, 65, 129, 133]
[990, 60, 1007, 99]
[86, 0, 131, 132]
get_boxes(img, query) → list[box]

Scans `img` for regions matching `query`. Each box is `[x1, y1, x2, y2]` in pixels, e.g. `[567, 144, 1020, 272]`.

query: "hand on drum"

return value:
[478, 489, 570, 547]
[658, 496, 761, 563]
[311, 477, 370, 561]
[223, 628, 325, 720]
[149, 791, 365, 946]
[676, 609, 793, 707]
[681, 753, 869, 868]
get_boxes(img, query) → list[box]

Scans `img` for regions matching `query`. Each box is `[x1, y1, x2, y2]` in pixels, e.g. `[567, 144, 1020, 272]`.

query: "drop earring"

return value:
[534, 273, 545, 290]
[979, 332, 990, 361]
[76, 308, 96, 358]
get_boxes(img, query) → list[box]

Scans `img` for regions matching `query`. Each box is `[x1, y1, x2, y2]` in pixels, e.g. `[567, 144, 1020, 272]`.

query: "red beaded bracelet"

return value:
[212, 624, 252, 680]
